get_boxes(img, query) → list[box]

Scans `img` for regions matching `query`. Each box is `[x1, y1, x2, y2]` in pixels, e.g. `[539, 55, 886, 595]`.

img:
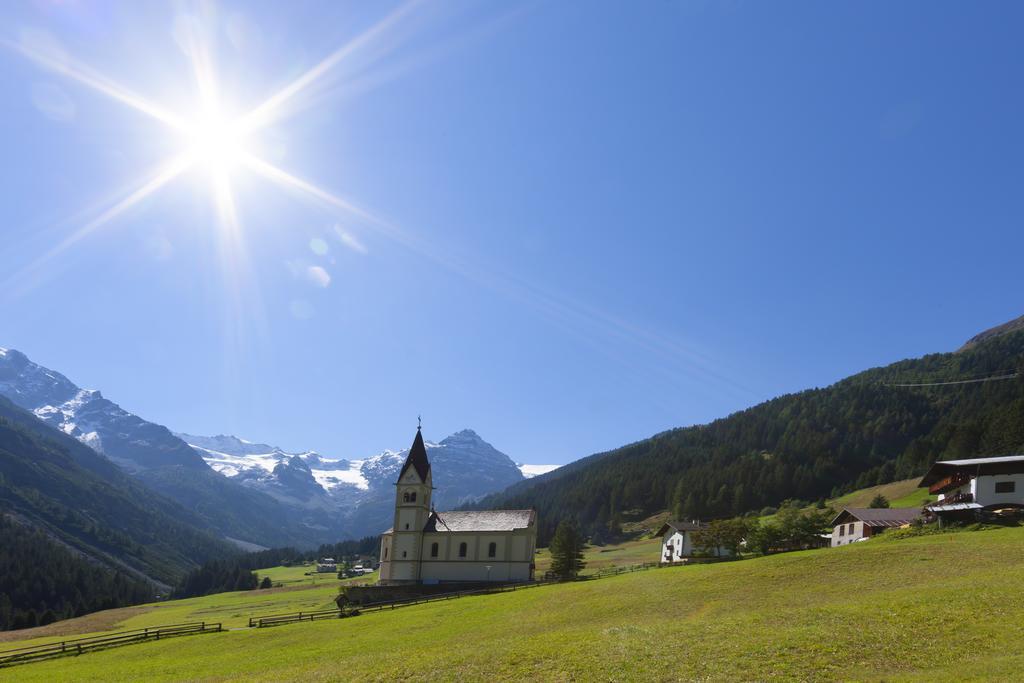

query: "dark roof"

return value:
[656, 520, 707, 536]
[398, 428, 431, 482]
[919, 454, 1024, 487]
[423, 510, 534, 532]
[830, 507, 921, 527]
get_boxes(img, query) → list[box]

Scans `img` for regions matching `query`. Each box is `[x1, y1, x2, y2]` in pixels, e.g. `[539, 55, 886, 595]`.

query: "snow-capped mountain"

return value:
[175, 432, 371, 511]
[0, 348, 206, 472]
[518, 463, 560, 478]
[0, 346, 558, 543]
[178, 428, 532, 537]
[0, 348, 336, 548]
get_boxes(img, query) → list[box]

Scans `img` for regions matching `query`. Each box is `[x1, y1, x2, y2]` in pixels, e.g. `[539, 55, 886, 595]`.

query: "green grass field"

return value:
[829, 477, 935, 509]
[6, 527, 1024, 681]
[533, 535, 662, 575]
[0, 563, 375, 649]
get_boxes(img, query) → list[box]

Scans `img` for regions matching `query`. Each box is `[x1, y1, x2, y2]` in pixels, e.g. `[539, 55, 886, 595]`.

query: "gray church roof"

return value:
[424, 510, 535, 532]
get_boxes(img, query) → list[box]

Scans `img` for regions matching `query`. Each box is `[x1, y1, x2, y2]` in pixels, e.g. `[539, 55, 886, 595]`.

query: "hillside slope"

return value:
[476, 323, 1024, 542]
[5, 527, 1024, 681]
[0, 348, 337, 548]
[0, 516, 153, 630]
[959, 313, 1024, 351]
[0, 396, 230, 587]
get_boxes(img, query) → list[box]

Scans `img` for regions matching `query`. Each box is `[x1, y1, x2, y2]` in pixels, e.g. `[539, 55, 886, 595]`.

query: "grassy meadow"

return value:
[5, 527, 1024, 681]
[829, 477, 935, 509]
[0, 564, 374, 649]
[533, 535, 662, 575]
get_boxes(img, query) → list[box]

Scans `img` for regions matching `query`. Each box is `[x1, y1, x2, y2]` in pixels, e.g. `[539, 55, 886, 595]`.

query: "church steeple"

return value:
[398, 423, 431, 482]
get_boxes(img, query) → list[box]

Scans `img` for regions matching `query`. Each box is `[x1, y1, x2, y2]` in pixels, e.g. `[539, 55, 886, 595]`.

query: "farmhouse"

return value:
[316, 557, 337, 573]
[377, 427, 537, 585]
[657, 520, 705, 562]
[920, 454, 1024, 521]
[657, 520, 732, 561]
[829, 507, 920, 546]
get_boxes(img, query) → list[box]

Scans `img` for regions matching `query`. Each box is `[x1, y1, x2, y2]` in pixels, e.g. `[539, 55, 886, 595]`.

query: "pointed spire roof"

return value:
[398, 426, 431, 482]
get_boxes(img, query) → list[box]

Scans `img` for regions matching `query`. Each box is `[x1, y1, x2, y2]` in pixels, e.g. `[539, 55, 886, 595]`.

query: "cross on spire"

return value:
[417, 414, 421, 431]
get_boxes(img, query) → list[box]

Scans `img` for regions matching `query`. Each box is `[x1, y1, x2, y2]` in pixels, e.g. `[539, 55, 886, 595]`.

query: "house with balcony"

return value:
[918, 454, 1024, 521]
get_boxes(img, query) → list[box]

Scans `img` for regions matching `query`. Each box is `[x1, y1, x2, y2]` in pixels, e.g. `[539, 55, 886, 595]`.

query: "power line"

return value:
[886, 372, 1019, 388]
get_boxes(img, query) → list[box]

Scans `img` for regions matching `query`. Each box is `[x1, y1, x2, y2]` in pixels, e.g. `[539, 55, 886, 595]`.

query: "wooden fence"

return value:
[249, 581, 550, 628]
[248, 609, 345, 628]
[0, 621, 222, 668]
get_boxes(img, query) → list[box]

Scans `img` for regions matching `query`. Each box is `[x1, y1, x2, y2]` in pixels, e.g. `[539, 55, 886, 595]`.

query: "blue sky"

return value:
[1, 1, 1022, 466]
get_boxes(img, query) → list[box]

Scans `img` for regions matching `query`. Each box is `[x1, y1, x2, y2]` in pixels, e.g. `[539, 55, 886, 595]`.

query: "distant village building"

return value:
[829, 508, 920, 546]
[920, 454, 1024, 521]
[316, 557, 337, 573]
[657, 520, 730, 561]
[377, 426, 537, 585]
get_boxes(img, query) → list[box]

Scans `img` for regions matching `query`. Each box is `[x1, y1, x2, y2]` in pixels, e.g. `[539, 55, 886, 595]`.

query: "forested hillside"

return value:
[0, 396, 231, 587]
[476, 325, 1024, 543]
[0, 516, 153, 631]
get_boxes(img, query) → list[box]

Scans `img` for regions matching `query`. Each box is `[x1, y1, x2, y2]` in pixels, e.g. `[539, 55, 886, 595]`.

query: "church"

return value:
[378, 426, 538, 585]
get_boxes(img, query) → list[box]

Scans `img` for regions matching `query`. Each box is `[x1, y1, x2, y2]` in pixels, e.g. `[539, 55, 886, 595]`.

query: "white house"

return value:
[919, 454, 1024, 520]
[657, 520, 729, 561]
[377, 427, 537, 585]
[316, 557, 337, 573]
[829, 508, 920, 547]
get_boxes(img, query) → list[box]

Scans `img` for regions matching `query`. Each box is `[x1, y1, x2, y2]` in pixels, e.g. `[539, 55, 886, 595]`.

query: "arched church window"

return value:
[384, 548, 388, 559]
[402, 551, 407, 558]
[403, 492, 410, 502]
[458, 542, 467, 558]
[410, 492, 417, 502]
[431, 542, 439, 558]
[404, 523, 410, 530]
[488, 542, 497, 558]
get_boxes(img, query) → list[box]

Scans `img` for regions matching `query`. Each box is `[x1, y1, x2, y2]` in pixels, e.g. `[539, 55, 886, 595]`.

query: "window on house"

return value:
[848, 523, 855, 534]
[488, 542, 497, 558]
[431, 542, 439, 558]
[839, 526, 845, 536]
[459, 542, 468, 558]
[996, 481, 1016, 494]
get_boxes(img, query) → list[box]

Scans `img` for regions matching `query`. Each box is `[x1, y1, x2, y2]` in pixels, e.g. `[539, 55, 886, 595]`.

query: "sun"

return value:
[4, 5, 421, 264]
[182, 106, 248, 174]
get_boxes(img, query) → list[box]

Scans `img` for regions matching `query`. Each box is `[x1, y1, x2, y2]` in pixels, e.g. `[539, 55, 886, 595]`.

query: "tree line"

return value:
[473, 329, 1024, 545]
[692, 504, 833, 556]
[0, 515, 153, 631]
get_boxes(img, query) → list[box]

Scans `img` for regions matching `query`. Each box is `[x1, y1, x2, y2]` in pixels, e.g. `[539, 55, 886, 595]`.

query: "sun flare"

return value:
[182, 107, 247, 174]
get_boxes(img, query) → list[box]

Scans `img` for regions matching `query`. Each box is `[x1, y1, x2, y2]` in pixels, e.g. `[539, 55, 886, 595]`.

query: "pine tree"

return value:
[869, 494, 890, 508]
[548, 519, 587, 579]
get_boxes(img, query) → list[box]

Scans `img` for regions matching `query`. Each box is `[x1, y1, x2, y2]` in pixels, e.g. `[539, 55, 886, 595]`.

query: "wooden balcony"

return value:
[929, 472, 972, 495]
[932, 492, 974, 507]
